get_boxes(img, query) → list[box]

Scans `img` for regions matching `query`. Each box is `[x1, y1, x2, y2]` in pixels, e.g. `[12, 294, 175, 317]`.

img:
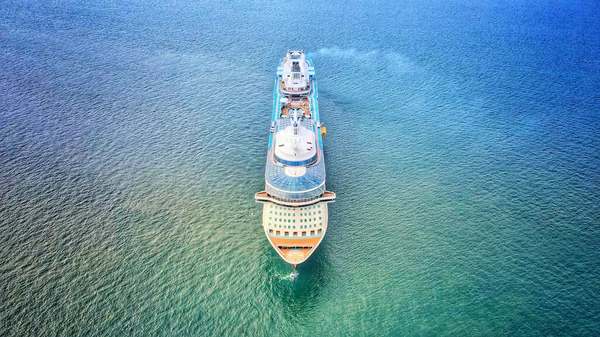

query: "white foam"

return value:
[309, 47, 419, 74]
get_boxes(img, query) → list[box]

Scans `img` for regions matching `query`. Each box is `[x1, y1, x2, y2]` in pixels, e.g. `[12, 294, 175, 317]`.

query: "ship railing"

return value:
[255, 190, 336, 206]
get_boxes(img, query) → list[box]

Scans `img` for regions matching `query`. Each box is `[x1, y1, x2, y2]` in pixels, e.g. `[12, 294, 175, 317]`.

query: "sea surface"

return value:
[1, 0, 599, 336]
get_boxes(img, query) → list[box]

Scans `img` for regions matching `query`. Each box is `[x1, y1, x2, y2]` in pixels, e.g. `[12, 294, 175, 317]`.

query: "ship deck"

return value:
[280, 80, 311, 95]
[280, 97, 311, 118]
[258, 53, 333, 266]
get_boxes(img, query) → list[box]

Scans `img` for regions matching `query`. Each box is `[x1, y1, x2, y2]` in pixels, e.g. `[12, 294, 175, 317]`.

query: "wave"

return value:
[308, 47, 420, 73]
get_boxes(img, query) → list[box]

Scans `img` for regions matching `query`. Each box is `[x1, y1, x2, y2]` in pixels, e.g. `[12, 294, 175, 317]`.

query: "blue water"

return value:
[1, 0, 599, 335]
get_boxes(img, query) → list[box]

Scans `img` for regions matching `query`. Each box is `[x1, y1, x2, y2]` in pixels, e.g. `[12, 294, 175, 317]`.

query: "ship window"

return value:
[319, 211, 321, 214]
[284, 232, 289, 236]
[269, 229, 273, 234]
[276, 231, 281, 235]
[302, 231, 306, 236]
[318, 204, 321, 208]
[318, 229, 322, 234]
[310, 230, 315, 235]
[319, 217, 322, 220]
[293, 220, 295, 223]
[293, 226, 296, 229]
[293, 232, 298, 236]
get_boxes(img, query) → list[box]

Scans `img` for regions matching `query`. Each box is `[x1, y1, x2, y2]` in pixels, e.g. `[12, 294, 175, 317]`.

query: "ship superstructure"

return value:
[255, 51, 335, 267]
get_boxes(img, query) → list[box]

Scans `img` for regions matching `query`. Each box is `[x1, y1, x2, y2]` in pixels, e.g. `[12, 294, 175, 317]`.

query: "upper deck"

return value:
[257, 51, 333, 206]
[278, 51, 315, 95]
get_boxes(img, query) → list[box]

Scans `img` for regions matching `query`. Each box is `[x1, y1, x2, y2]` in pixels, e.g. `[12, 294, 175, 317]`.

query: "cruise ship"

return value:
[255, 51, 335, 268]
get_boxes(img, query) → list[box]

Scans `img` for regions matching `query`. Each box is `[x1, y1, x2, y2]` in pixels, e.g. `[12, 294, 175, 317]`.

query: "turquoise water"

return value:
[1, 0, 599, 335]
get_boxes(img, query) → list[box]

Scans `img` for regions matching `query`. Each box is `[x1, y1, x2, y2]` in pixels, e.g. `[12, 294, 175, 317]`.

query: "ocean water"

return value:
[1, 0, 599, 335]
